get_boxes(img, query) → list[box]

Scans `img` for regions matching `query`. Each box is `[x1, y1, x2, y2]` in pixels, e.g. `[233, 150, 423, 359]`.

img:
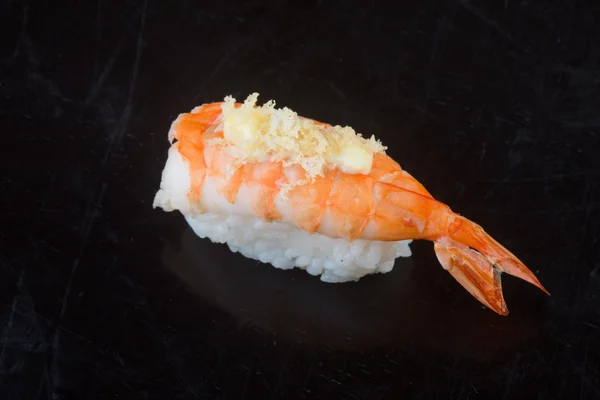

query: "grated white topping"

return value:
[215, 93, 387, 183]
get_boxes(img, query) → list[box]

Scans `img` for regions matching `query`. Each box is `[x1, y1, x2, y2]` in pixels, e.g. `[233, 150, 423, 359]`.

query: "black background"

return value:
[2, 1, 600, 399]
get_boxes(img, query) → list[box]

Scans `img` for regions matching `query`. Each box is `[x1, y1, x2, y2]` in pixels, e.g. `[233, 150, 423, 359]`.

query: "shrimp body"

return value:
[154, 99, 548, 315]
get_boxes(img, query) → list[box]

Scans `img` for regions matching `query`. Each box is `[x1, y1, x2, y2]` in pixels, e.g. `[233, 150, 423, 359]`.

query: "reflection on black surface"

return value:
[162, 227, 542, 360]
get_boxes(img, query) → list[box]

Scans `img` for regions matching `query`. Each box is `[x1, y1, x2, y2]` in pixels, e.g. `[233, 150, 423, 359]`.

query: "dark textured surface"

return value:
[2, 1, 600, 398]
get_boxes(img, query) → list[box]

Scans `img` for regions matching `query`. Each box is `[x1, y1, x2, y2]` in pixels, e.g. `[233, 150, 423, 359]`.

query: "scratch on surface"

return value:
[192, 35, 255, 103]
[478, 170, 600, 184]
[48, 95, 107, 393]
[317, 373, 341, 385]
[582, 321, 600, 330]
[0, 268, 25, 378]
[273, 345, 292, 394]
[575, 180, 594, 270]
[93, 0, 103, 77]
[35, 363, 50, 400]
[80, 182, 107, 248]
[256, 365, 275, 399]
[102, 0, 147, 165]
[580, 340, 589, 400]
[240, 364, 253, 400]
[11, 4, 30, 59]
[459, 0, 534, 55]
[327, 81, 346, 100]
[86, 37, 127, 106]
[478, 202, 600, 215]
[58, 260, 80, 322]
[419, 1, 458, 113]
[49, 258, 79, 392]
[428, 8, 453, 65]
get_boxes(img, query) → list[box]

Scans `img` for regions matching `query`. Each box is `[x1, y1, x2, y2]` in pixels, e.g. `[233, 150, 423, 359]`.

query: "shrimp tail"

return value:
[433, 215, 549, 316]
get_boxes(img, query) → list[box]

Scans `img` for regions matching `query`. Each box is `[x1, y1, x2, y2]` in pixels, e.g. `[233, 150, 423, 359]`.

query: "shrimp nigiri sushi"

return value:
[153, 93, 548, 315]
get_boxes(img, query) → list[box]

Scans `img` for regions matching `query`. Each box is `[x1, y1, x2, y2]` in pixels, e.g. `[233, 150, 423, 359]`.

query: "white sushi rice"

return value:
[155, 144, 413, 283]
[184, 212, 412, 283]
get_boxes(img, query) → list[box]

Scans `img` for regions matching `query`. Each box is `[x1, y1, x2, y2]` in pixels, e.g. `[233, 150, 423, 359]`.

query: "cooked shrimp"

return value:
[154, 95, 548, 316]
